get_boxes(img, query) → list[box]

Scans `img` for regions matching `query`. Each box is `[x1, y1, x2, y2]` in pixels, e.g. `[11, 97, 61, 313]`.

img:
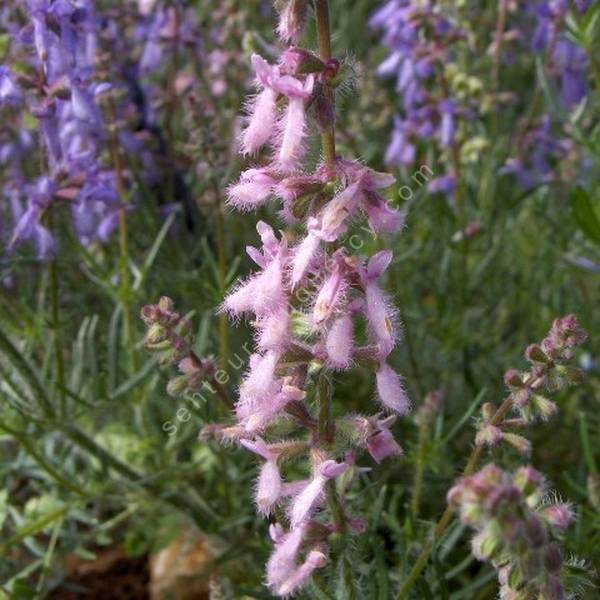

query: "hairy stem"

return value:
[315, 0, 336, 168]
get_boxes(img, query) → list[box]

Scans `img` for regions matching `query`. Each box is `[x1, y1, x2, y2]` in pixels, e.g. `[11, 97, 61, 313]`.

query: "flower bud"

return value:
[523, 515, 547, 547]
[503, 433, 532, 456]
[513, 466, 545, 499]
[544, 544, 563, 573]
[281, 47, 326, 75]
[312, 88, 336, 132]
[525, 343, 549, 363]
[539, 503, 574, 531]
[530, 394, 558, 421]
[475, 424, 504, 447]
[504, 369, 524, 387]
[166, 374, 190, 398]
[555, 364, 585, 384]
[145, 323, 166, 345]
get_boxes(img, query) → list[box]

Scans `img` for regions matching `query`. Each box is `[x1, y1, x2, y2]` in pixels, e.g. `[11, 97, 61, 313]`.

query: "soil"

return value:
[48, 548, 150, 599]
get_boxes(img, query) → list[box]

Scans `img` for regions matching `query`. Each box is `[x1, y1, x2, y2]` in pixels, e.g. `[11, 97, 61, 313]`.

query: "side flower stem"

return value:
[397, 394, 514, 598]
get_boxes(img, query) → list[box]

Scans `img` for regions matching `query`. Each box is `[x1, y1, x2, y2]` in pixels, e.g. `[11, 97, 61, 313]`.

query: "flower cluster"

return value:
[532, 0, 591, 108]
[448, 464, 574, 600]
[476, 314, 587, 453]
[370, 0, 473, 198]
[3, 0, 120, 257]
[141, 296, 234, 411]
[1, 1, 245, 261]
[450, 315, 588, 599]
[199, 1, 410, 595]
[500, 115, 574, 190]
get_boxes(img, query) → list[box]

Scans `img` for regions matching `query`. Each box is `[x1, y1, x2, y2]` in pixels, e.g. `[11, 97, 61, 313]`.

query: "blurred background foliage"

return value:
[0, 0, 598, 598]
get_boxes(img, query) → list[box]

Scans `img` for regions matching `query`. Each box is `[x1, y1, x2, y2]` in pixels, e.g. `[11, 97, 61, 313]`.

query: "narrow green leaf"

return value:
[572, 187, 600, 245]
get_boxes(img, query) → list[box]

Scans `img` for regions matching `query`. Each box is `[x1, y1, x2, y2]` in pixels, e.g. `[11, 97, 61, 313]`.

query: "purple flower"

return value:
[0, 67, 23, 107]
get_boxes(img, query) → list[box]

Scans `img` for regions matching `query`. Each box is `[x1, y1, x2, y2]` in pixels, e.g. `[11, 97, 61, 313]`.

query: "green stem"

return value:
[316, 371, 334, 447]
[315, 0, 336, 168]
[411, 419, 429, 520]
[47, 212, 66, 416]
[396, 394, 514, 598]
[109, 105, 136, 374]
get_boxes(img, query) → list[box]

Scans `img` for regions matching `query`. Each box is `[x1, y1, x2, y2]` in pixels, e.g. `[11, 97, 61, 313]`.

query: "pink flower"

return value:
[367, 415, 403, 462]
[222, 222, 287, 318]
[325, 314, 354, 369]
[277, 549, 327, 596]
[241, 437, 283, 515]
[376, 363, 410, 414]
[241, 55, 280, 154]
[267, 524, 307, 592]
[276, 77, 314, 171]
[256, 307, 291, 351]
[363, 192, 406, 234]
[540, 503, 574, 531]
[312, 256, 347, 327]
[291, 230, 321, 288]
[290, 460, 348, 528]
[312, 181, 362, 242]
[362, 251, 398, 359]
[238, 351, 281, 409]
[227, 168, 277, 211]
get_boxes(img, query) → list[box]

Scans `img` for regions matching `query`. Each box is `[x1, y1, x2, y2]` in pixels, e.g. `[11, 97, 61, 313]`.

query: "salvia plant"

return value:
[0, 0, 598, 599]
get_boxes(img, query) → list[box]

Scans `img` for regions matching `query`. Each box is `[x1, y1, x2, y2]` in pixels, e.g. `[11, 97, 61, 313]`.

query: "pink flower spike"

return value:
[226, 168, 276, 211]
[325, 315, 354, 369]
[376, 363, 410, 414]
